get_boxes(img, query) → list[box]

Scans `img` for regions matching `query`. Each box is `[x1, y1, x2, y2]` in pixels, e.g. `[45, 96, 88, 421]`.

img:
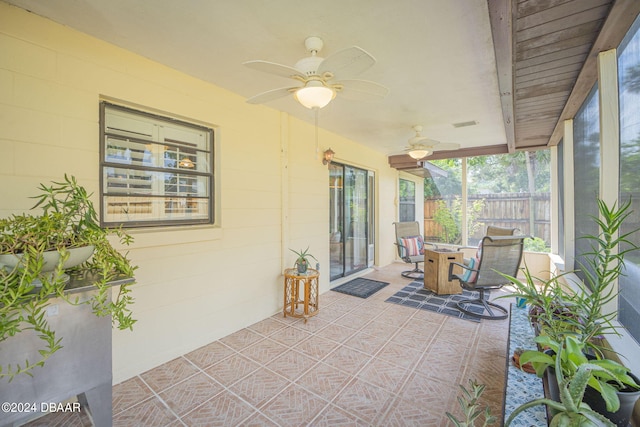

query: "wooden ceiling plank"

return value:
[517, 105, 566, 117]
[516, 91, 570, 105]
[516, 58, 583, 78]
[519, 126, 557, 133]
[516, 100, 569, 115]
[517, 0, 612, 32]
[517, 20, 603, 49]
[548, 0, 640, 146]
[516, 79, 575, 98]
[515, 44, 590, 68]
[516, 67, 582, 85]
[517, 112, 564, 122]
[517, 6, 609, 41]
[518, 0, 579, 17]
[516, 34, 595, 61]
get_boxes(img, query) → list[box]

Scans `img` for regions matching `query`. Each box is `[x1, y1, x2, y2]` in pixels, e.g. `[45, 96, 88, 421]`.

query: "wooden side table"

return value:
[424, 249, 463, 295]
[283, 268, 319, 322]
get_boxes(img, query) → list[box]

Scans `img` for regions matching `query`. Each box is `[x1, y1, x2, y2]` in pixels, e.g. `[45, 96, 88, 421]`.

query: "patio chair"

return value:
[393, 221, 428, 279]
[447, 234, 527, 320]
[485, 225, 518, 236]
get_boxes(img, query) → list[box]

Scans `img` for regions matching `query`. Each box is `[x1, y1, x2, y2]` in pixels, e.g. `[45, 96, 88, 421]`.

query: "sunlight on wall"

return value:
[0, 3, 401, 383]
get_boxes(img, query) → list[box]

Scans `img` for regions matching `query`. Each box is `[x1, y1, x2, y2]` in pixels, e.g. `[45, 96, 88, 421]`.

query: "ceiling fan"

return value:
[243, 36, 389, 109]
[404, 125, 460, 160]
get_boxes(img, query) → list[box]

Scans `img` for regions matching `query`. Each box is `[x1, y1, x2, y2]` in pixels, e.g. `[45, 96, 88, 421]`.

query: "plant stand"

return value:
[283, 268, 319, 323]
[0, 271, 134, 427]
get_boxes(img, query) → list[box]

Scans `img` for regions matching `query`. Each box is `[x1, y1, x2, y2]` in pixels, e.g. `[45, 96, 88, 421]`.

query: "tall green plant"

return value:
[568, 199, 640, 351]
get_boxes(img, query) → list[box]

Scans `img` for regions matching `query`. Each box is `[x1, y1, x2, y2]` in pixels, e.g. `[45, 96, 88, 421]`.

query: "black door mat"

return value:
[331, 278, 390, 299]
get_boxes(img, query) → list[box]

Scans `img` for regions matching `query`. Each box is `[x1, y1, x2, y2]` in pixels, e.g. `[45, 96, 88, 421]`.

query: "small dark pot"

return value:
[545, 366, 560, 404]
[296, 260, 308, 274]
[543, 351, 595, 411]
[583, 372, 640, 427]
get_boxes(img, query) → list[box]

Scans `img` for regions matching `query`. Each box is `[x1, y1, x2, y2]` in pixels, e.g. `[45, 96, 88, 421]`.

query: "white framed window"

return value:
[398, 178, 416, 222]
[100, 102, 214, 227]
[617, 15, 640, 345]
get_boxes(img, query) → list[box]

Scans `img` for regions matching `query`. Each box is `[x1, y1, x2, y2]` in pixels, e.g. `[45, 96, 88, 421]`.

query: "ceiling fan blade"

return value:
[335, 79, 389, 101]
[318, 46, 376, 79]
[243, 60, 305, 80]
[409, 136, 434, 145]
[246, 87, 298, 104]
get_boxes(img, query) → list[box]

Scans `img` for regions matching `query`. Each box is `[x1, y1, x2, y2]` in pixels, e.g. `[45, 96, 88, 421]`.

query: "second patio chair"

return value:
[447, 234, 527, 320]
[393, 221, 428, 279]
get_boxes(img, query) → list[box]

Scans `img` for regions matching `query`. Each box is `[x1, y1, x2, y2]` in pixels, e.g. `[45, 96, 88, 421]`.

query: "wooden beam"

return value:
[387, 155, 448, 178]
[488, 0, 516, 152]
[425, 144, 510, 160]
[548, 0, 640, 146]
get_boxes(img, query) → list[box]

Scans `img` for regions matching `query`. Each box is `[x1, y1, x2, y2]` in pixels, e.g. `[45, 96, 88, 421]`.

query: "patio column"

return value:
[597, 48, 620, 316]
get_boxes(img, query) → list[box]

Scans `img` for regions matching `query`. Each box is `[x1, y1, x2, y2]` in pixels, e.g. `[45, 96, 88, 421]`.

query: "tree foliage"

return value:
[424, 150, 550, 198]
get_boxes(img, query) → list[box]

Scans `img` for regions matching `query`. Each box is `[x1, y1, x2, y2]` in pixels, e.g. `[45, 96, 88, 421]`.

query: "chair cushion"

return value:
[399, 236, 424, 257]
[461, 256, 478, 283]
[476, 240, 483, 259]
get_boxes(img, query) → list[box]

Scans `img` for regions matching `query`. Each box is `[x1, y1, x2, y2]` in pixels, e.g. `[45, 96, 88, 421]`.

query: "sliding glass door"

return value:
[329, 163, 374, 280]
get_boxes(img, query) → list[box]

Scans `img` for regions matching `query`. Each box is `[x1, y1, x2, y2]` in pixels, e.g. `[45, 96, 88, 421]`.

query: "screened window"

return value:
[557, 139, 565, 259]
[617, 15, 640, 344]
[573, 85, 600, 284]
[399, 179, 415, 222]
[100, 102, 214, 227]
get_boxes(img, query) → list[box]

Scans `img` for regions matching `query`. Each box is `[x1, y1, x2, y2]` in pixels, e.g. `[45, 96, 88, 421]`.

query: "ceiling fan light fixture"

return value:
[408, 149, 431, 160]
[294, 81, 335, 109]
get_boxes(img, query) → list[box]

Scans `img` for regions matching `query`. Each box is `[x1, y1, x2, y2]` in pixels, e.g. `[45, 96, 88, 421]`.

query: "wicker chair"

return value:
[447, 234, 527, 320]
[393, 221, 428, 279]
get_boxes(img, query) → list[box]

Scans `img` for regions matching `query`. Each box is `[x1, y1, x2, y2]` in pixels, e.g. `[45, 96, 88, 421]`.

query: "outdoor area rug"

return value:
[331, 278, 390, 299]
[385, 280, 490, 323]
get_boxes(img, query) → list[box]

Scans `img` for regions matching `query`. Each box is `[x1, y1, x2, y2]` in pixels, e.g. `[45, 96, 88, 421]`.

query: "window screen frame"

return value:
[99, 101, 215, 228]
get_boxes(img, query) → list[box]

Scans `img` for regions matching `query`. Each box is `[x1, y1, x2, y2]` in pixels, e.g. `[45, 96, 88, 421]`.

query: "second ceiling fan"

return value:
[404, 125, 460, 160]
[243, 36, 388, 109]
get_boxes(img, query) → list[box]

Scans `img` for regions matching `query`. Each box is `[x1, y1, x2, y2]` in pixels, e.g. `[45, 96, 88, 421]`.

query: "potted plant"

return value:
[563, 199, 640, 355]
[520, 335, 638, 408]
[505, 199, 640, 425]
[504, 268, 558, 325]
[290, 247, 317, 274]
[506, 337, 617, 427]
[0, 175, 136, 381]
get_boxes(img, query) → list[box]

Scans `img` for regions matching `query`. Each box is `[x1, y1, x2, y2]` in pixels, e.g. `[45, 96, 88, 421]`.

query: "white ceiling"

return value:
[4, 0, 507, 156]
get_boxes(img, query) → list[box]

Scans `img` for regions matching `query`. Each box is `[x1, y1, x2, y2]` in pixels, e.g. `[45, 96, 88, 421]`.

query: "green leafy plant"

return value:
[289, 247, 317, 271]
[0, 175, 137, 381]
[505, 199, 640, 354]
[504, 199, 640, 425]
[567, 199, 640, 351]
[446, 379, 496, 427]
[500, 267, 570, 336]
[524, 236, 550, 253]
[433, 197, 485, 244]
[505, 338, 616, 426]
[519, 336, 638, 413]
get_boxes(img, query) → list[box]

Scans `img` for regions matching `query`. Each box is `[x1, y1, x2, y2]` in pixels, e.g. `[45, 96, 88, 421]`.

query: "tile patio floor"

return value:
[25, 263, 513, 426]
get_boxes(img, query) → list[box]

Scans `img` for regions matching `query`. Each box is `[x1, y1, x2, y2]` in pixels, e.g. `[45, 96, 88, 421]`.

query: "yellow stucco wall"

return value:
[0, 3, 404, 383]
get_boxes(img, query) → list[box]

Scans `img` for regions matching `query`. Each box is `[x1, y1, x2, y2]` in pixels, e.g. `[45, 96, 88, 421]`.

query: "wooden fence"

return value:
[424, 192, 551, 243]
